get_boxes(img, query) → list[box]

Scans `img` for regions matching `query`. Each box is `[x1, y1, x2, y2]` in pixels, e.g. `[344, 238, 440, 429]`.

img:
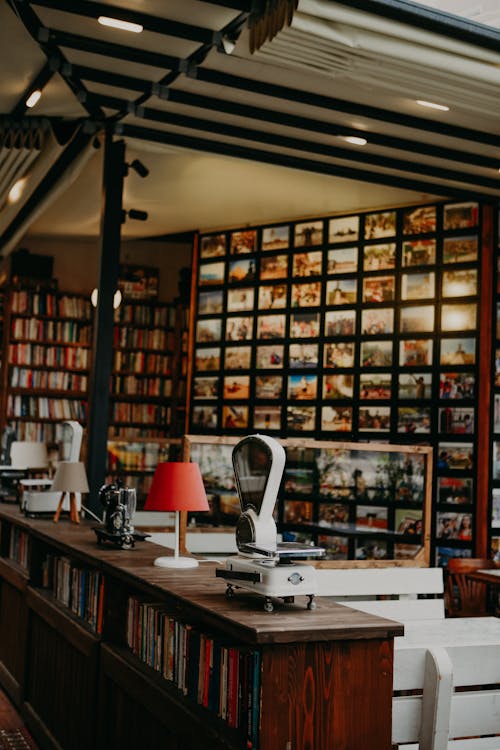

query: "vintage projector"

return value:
[216, 434, 324, 612]
[93, 484, 149, 549]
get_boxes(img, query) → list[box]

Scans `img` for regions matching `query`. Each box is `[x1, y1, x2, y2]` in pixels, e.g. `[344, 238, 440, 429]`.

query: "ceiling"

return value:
[1, 0, 500, 250]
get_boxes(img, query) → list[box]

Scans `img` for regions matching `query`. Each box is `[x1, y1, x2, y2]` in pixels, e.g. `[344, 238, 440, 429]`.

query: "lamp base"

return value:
[153, 556, 199, 569]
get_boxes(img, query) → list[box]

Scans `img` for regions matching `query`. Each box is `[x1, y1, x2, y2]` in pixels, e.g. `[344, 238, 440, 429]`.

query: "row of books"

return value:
[7, 395, 87, 420]
[8, 527, 30, 569]
[107, 441, 174, 471]
[112, 375, 173, 397]
[126, 597, 260, 744]
[113, 326, 174, 350]
[11, 317, 92, 344]
[114, 304, 175, 327]
[11, 291, 91, 318]
[111, 402, 170, 424]
[41, 554, 104, 634]
[113, 350, 173, 375]
[108, 426, 172, 438]
[9, 420, 66, 443]
[9, 343, 91, 369]
[10, 366, 88, 392]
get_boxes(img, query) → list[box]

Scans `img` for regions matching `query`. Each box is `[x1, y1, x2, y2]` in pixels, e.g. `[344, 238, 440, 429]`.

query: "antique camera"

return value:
[95, 484, 142, 548]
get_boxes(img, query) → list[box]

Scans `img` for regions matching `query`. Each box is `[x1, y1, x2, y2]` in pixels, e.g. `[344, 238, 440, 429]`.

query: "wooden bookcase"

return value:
[0, 503, 402, 750]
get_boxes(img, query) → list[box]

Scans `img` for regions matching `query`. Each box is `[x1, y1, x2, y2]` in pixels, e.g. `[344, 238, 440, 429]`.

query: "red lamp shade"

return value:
[144, 462, 209, 512]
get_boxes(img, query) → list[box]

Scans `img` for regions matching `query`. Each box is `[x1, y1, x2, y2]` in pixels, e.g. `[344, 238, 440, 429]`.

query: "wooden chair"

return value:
[444, 558, 497, 617]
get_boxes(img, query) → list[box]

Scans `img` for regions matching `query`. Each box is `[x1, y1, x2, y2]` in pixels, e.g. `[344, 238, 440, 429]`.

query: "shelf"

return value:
[26, 586, 100, 654]
[9, 389, 88, 398]
[10, 339, 91, 348]
[0, 556, 29, 591]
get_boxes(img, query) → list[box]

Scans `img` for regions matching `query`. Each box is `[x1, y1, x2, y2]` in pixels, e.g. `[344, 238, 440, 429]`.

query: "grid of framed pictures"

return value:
[490, 210, 500, 562]
[183, 435, 432, 565]
[192, 201, 481, 560]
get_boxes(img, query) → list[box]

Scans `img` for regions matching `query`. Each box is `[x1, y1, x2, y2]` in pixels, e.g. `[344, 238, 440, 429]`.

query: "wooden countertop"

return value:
[0, 503, 404, 645]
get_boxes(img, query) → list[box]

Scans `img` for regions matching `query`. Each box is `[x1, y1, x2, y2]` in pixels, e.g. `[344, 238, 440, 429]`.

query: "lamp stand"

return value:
[53, 492, 80, 524]
[153, 510, 199, 569]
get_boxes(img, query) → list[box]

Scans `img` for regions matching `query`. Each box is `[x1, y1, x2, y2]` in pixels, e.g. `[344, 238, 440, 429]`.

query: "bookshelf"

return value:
[0, 504, 402, 750]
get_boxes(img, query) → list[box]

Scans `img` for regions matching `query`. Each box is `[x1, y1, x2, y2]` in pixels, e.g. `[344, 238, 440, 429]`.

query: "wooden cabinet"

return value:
[0, 504, 402, 750]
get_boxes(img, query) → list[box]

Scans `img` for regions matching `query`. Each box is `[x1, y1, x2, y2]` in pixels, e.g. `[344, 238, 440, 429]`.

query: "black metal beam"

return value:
[88, 91, 500, 193]
[10, 61, 54, 118]
[118, 122, 498, 201]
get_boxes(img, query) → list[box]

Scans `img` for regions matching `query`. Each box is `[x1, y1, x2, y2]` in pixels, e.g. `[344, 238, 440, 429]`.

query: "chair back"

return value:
[10, 441, 49, 471]
[445, 557, 496, 617]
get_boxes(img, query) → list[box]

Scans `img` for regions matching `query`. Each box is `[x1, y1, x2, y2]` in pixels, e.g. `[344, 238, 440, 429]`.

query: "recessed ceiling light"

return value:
[339, 135, 368, 146]
[98, 16, 143, 33]
[25, 90, 42, 108]
[8, 177, 27, 204]
[416, 99, 450, 111]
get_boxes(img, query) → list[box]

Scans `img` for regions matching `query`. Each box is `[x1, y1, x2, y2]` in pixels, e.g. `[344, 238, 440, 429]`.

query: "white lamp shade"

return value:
[51, 461, 89, 493]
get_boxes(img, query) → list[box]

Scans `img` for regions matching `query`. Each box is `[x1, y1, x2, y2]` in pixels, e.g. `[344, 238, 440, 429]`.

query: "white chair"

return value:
[0, 441, 50, 502]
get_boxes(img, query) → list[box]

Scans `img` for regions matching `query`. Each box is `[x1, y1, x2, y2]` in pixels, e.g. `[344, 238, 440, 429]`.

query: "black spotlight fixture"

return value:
[127, 158, 149, 178]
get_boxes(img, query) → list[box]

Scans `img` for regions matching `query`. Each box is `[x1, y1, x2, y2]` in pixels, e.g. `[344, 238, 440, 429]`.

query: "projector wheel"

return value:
[307, 595, 317, 610]
[264, 598, 274, 613]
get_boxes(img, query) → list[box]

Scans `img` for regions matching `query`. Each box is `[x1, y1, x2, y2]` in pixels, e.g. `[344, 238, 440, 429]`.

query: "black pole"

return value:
[86, 130, 125, 515]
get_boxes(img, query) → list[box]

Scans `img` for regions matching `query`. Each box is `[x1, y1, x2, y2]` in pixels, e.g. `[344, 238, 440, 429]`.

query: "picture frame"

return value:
[318, 502, 350, 525]
[294, 220, 323, 247]
[255, 375, 283, 399]
[261, 224, 289, 251]
[222, 404, 249, 429]
[230, 229, 257, 254]
[228, 258, 256, 283]
[399, 339, 433, 366]
[286, 405, 317, 431]
[357, 505, 388, 529]
[118, 264, 159, 300]
[225, 316, 253, 341]
[290, 281, 322, 307]
[360, 340, 393, 367]
[436, 511, 473, 541]
[442, 269, 478, 298]
[224, 345, 252, 370]
[258, 284, 287, 309]
[192, 405, 219, 430]
[283, 500, 314, 524]
[195, 318, 222, 343]
[400, 304, 435, 333]
[256, 313, 286, 339]
[288, 373, 318, 400]
[321, 406, 353, 432]
[289, 343, 319, 369]
[195, 347, 221, 371]
[198, 289, 223, 315]
[199, 261, 225, 286]
[292, 251, 322, 277]
[397, 406, 431, 434]
[200, 233, 226, 258]
[402, 239, 436, 267]
[260, 253, 288, 279]
[323, 373, 354, 400]
[253, 405, 282, 430]
[183, 436, 240, 525]
[227, 287, 255, 312]
[401, 272, 435, 300]
[439, 372, 475, 398]
[442, 235, 478, 264]
[328, 215, 359, 244]
[495, 348, 500, 386]
[290, 311, 320, 338]
[359, 373, 392, 399]
[255, 344, 284, 368]
[438, 406, 474, 434]
[363, 242, 396, 271]
[440, 337, 475, 366]
[441, 303, 477, 331]
[362, 275, 395, 303]
[358, 406, 391, 431]
[437, 442, 473, 471]
[327, 247, 358, 274]
[325, 278, 357, 305]
[364, 210, 397, 239]
[437, 476, 473, 504]
[443, 201, 479, 230]
[398, 373, 432, 399]
[361, 307, 394, 335]
[402, 205, 437, 235]
[223, 375, 250, 400]
[324, 309, 356, 336]
[324, 341, 355, 368]
[193, 376, 219, 400]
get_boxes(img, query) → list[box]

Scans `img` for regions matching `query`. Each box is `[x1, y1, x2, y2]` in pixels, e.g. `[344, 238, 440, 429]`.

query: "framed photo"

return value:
[292, 251, 322, 277]
[324, 341, 355, 368]
[228, 258, 256, 283]
[258, 284, 287, 309]
[223, 375, 250, 400]
[329, 215, 359, 244]
[402, 239, 436, 267]
[323, 374, 354, 400]
[255, 344, 284, 368]
[362, 275, 395, 303]
[439, 406, 474, 434]
[192, 405, 218, 429]
[492, 489, 500, 525]
[260, 253, 288, 279]
[440, 337, 475, 366]
[183, 436, 241, 525]
[327, 247, 358, 274]
[200, 233, 226, 258]
[397, 406, 431, 433]
[325, 279, 357, 305]
[395, 508, 423, 535]
[494, 394, 500, 432]
[363, 243, 396, 271]
[230, 229, 257, 254]
[361, 307, 394, 335]
[400, 304, 435, 333]
[443, 201, 478, 230]
[199, 261, 225, 286]
[317, 534, 349, 560]
[442, 269, 477, 298]
[318, 503, 350, 525]
[255, 375, 282, 399]
[403, 205, 437, 235]
[256, 314, 286, 339]
[360, 340, 393, 367]
[358, 406, 391, 431]
[222, 404, 249, 429]
[261, 224, 289, 251]
[288, 373, 318, 400]
[291, 311, 320, 338]
[439, 372, 475, 398]
[253, 405, 282, 430]
[495, 349, 500, 385]
[398, 373, 432, 399]
[196, 318, 222, 343]
[289, 343, 319, 368]
[401, 272, 435, 300]
[357, 505, 388, 529]
[441, 303, 476, 331]
[283, 500, 314, 523]
[198, 290, 223, 315]
[494, 442, 500, 479]
[195, 347, 220, 371]
[294, 220, 323, 247]
[224, 345, 251, 370]
[227, 287, 255, 312]
[359, 373, 392, 399]
[321, 406, 353, 432]
[364, 210, 397, 239]
[399, 339, 433, 366]
[286, 405, 316, 431]
[193, 376, 219, 400]
[443, 235, 478, 264]
[436, 511, 473, 541]
[438, 442, 473, 471]
[291, 282, 322, 307]
[325, 309, 356, 336]
[118, 264, 159, 300]
[438, 477, 473, 504]
[225, 316, 253, 341]
[497, 303, 500, 338]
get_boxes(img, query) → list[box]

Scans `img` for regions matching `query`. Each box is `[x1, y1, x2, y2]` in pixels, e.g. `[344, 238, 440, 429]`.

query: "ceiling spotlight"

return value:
[8, 177, 28, 204]
[25, 89, 42, 108]
[416, 99, 450, 112]
[129, 158, 149, 178]
[339, 135, 367, 146]
[127, 209, 149, 222]
[221, 36, 236, 54]
[98, 16, 143, 33]
[91, 288, 122, 310]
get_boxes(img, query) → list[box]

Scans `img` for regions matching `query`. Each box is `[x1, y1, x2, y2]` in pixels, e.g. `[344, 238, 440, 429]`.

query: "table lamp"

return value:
[51, 461, 89, 524]
[144, 462, 209, 568]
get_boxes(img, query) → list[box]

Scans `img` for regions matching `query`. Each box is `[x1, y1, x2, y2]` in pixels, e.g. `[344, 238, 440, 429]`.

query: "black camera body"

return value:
[94, 483, 148, 549]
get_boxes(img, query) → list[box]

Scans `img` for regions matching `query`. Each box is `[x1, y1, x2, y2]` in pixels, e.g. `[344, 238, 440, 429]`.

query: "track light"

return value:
[8, 177, 28, 204]
[128, 158, 149, 178]
[98, 16, 143, 33]
[91, 288, 122, 309]
[122, 209, 149, 223]
[25, 90, 42, 108]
